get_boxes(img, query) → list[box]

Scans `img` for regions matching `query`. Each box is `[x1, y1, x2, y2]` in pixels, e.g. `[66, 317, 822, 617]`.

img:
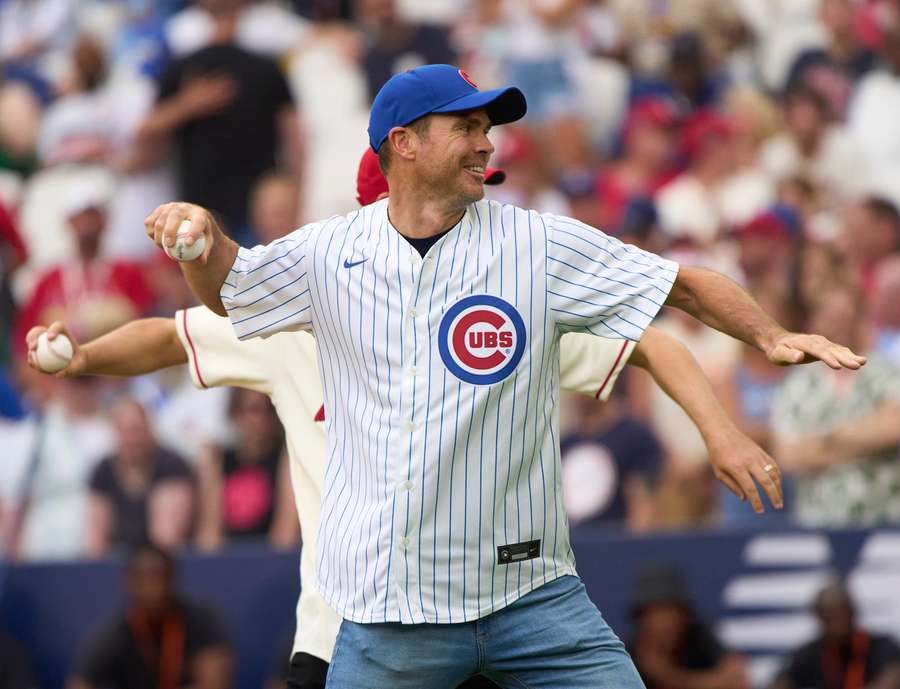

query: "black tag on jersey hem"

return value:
[497, 539, 540, 565]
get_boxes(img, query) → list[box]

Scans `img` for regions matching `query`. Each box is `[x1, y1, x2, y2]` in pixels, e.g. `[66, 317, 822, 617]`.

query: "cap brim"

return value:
[484, 167, 505, 185]
[432, 86, 527, 125]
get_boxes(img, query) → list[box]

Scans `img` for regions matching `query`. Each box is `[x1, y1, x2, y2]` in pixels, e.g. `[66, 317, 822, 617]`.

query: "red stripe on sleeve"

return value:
[594, 340, 630, 399]
[181, 310, 208, 389]
[314, 405, 325, 422]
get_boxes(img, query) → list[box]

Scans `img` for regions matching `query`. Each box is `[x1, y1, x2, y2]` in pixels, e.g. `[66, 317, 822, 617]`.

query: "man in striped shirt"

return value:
[145, 64, 865, 687]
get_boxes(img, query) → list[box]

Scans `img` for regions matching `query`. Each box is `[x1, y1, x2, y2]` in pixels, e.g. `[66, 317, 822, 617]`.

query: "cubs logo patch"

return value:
[438, 295, 526, 385]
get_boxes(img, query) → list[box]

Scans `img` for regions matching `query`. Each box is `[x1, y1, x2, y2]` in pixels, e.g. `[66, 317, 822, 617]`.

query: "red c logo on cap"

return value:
[459, 69, 478, 89]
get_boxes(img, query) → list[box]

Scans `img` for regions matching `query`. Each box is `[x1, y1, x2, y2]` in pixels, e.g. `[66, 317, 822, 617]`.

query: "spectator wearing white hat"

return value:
[14, 177, 155, 357]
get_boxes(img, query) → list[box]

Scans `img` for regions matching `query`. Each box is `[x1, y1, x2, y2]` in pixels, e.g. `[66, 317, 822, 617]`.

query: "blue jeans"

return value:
[325, 575, 645, 688]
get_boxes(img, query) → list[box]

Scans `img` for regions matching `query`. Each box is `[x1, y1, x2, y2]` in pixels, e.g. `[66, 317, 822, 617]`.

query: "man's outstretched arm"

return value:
[144, 202, 238, 316]
[667, 266, 866, 370]
[628, 327, 782, 513]
[25, 319, 187, 377]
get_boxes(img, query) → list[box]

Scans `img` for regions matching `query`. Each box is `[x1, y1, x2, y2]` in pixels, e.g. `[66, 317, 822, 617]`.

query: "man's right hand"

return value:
[25, 322, 86, 377]
[144, 202, 218, 264]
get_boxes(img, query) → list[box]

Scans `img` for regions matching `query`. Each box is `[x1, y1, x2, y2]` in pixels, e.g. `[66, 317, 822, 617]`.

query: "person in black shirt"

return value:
[197, 389, 296, 549]
[628, 566, 750, 689]
[87, 398, 195, 557]
[69, 545, 232, 689]
[784, 0, 877, 117]
[772, 581, 900, 689]
[136, 1, 302, 246]
[353, 0, 458, 102]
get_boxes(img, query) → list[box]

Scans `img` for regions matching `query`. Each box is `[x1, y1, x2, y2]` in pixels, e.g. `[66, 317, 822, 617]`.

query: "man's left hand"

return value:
[765, 332, 867, 370]
[708, 428, 783, 514]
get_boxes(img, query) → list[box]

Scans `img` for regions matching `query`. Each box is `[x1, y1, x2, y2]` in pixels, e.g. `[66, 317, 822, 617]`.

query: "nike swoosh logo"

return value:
[343, 258, 367, 268]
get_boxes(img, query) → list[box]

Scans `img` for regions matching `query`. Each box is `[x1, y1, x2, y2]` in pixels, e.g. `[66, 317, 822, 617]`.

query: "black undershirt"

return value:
[402, 228, 453, 258]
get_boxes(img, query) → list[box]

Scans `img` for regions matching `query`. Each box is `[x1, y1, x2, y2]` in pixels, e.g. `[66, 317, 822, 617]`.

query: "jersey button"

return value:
[400, 537, 410, 550]
[403, 480, 414, 491]
[406, 421, 416, 433]
[409, 366, 418, 376]
[408, 307, 417, 317]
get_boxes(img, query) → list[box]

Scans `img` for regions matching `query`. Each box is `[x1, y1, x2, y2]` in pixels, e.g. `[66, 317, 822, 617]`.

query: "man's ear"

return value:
[387, 126, 417, 163]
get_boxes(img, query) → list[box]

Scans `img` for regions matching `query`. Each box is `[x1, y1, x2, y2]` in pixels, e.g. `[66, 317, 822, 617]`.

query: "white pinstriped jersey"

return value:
[221, 198, 678, 624]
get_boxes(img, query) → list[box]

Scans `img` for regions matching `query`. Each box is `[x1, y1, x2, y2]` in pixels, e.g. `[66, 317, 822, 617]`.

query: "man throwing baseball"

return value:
[144, 65, 864, 688]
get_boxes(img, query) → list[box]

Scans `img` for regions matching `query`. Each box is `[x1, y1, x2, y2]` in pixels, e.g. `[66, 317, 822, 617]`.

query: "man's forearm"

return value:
[665, 266, 785, 353]
[630, 327, 738, 447]
[180, 230, 238, 316]
[81, 318, 187, 376]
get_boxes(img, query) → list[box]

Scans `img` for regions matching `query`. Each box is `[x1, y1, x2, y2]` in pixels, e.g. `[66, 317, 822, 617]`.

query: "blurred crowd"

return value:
[1, 0, 900, 573]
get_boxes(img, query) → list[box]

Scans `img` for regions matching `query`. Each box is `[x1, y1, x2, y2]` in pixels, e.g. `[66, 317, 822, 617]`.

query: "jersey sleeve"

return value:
[545, 213, 678, 341]
[219, 228, 313, 340]
[559, 333, 636, 400]
[175, 306, 275, 395]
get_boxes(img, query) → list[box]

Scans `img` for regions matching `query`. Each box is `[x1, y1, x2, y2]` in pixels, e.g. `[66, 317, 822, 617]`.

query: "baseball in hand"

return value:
[35, 332, 74, 373]
[165, 219, 205, 262]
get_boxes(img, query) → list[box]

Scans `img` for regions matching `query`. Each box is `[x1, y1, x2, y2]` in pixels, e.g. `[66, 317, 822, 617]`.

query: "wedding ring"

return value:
[763, 464, 776, 474]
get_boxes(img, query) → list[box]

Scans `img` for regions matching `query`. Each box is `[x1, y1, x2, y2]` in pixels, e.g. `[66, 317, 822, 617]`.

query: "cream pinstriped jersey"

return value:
[221, 198, 678, 624]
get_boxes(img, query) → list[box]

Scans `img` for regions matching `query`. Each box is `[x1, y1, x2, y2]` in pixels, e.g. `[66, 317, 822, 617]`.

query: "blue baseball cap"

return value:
[368, 64, 527, 152]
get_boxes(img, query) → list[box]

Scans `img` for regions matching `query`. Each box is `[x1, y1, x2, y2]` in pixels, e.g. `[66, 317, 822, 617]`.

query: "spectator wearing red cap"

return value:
[732, 208, 799, 301]
[482, 127, 570, 217]
[656, 108, 772, 245]
[595, 97, 680, 233]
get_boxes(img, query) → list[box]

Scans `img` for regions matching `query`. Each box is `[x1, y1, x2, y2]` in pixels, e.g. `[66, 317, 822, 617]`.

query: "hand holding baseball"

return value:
[144, 202, 216, 264]
[25, 322, 85, 376]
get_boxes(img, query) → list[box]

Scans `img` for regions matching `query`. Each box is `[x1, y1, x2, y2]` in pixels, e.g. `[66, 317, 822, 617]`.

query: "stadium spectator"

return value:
[628, 565, 750, 689]
[485, 126, 570, 217]
[10, 377, 115, 561]
[0, 200, 26, 368]
[731, 208, 800, 303]
[0, 0, 77, 101]
[561, 388, 663, 532]
[761, 85, 868, 202]
[196, 389, 296, 550]
[770, 580, 900, 689]
[848, 23, 900, 193]
[354, 0, 457, 102]
[594, 97, 681, 233]
[248, 171, 302, 244]
[136, 2, 301, 245]
[0, 80, 42, 177]
[785, 0, 877, 117]
[68, 545, 233, 689]
[86, 398, 195, 558]
[772, 283, 900, 526]
[870, 255, 900, 366]
[839, 196, 900, 297]
[655, 109, 741, 244]
[13, 177, 156, 356]
[631, 32, 727, 112]
[37, 35, 112, 168]
[166, 0, 310, 60]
